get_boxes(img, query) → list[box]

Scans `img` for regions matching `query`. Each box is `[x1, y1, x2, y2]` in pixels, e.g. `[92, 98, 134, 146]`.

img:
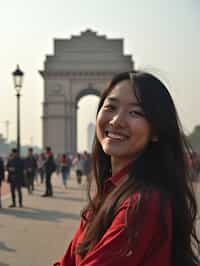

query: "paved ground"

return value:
[0, 174, 200, 266]
[0, 173, 87, 266]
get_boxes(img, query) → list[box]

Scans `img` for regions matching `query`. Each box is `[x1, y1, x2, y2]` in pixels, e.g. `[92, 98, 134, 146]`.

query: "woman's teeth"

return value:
[106, 131, 127, 140]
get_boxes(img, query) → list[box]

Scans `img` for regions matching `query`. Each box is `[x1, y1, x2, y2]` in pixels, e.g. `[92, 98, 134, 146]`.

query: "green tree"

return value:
[188, 125, 200, 153]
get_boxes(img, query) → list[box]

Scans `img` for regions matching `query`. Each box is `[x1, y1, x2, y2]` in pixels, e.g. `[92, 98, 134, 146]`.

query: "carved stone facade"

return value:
[39, 29, 134, 154]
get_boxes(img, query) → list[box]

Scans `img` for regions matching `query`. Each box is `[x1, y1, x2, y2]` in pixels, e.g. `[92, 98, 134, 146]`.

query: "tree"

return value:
[188, 125, 200, 153]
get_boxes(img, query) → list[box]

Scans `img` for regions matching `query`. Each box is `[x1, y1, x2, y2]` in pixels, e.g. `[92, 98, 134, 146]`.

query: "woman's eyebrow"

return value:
[106, 96, 141, 107]
[106, 96, 119, 102]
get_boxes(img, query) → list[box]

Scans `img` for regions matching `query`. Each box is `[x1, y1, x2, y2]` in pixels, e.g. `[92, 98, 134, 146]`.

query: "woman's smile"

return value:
[104, 129, 129, 141]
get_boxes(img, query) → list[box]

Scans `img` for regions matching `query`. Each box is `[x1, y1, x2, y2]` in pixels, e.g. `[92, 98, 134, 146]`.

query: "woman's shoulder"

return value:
[123, 187, 171, 213]
[111, 189, 171, 231]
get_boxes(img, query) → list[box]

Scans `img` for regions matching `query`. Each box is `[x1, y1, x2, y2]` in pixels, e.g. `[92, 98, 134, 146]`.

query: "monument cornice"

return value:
[43, 101, 76, 105]
[42, 115, 70, 119]
[43, 101, 66, 105]
[39, 70, 115, 79]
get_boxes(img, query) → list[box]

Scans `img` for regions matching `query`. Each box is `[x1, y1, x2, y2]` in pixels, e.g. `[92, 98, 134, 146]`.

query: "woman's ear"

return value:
[150, 128, 159, 143]
[151, 135, 159, 142]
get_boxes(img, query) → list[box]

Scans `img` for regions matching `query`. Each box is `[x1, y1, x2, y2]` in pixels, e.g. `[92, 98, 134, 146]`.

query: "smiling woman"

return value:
[96, 79, 152, 175]
[54, 71, 200, 266]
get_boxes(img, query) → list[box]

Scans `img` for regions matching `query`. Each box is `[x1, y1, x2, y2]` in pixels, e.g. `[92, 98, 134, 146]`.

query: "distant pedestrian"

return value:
[73, 153, 84, 184]
[37, 153, 45, 184]
[0, 156, 5, 208]
[24, 148, 37, 194]
[33, 153, 40, 185]
[83, 151, 92, 183]
[6, 148, 24, 208]
[56, 154, 61, 175]
[60, 154, 71, 188]
[42, 147, 56, 197]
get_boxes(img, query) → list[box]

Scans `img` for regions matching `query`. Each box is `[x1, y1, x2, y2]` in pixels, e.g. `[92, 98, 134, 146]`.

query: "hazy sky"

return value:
[0, 0, 199, 151]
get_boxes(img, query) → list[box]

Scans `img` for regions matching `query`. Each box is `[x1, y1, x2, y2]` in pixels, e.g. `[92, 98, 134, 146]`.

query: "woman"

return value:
[60, 154, 71, 188]
[73, 153, 84, 185]
[0, 156, 5, 208]
[83, 151, 92, 183]
[37, 153, 45, 184]
[54, 71, 200, 265]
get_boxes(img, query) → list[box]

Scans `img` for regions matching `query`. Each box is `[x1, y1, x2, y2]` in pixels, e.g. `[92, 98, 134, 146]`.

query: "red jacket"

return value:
[54, 171, 172, 266]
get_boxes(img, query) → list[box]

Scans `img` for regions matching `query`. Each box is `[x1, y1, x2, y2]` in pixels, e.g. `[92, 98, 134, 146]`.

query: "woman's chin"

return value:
[102, 145, 125, 157]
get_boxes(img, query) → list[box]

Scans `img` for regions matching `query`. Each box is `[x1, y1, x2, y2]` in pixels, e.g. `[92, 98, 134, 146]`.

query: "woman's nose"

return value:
[109, 111, 126, 128]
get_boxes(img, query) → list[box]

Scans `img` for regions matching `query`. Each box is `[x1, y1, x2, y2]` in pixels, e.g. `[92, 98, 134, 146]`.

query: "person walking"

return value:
[42, 147, 56, 197]
[54, 71, 200, 266]
[73, 153, 84, 185]
[24, 148, 37, 194]
[37, 153, 45, 184]
[7, 148, 24, 208]
[83, 151, 92, 183]
[60, 154, 71, 188]
[0, 156, 5, 208]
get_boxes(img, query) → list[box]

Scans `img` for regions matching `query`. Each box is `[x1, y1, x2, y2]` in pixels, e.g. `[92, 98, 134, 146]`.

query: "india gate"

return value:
[39, 29, 134, 154]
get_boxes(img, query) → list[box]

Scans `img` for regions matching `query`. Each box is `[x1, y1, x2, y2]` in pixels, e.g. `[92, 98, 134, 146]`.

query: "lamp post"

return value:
[12, 65, 24, 156]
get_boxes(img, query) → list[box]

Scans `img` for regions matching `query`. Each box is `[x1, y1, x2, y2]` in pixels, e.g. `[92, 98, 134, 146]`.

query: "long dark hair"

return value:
[77, 71, 200, 265]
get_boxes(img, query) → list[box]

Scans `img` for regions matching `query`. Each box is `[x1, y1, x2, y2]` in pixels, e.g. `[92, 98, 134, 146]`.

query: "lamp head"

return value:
[12, 65, 24, 93]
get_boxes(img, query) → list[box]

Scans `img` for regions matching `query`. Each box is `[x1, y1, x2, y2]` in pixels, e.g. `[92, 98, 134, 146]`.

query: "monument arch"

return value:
[39, 29, 134, 154]
[75, 85, 100, 104]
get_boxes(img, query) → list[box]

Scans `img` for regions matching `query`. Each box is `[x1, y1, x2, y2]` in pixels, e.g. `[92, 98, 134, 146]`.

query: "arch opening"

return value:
[77, 94, 99, 153]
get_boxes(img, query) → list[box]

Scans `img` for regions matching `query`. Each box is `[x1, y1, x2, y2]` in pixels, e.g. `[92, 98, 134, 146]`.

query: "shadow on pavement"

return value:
[28, 190, 86, 202]
[65, 186, 86, 191]
[0, 241, 16, 252]
[0, 262, 10, 266]
[52, 195, 86, 202]
[0, 207, 80, 222]
[34, 185, 86, 193]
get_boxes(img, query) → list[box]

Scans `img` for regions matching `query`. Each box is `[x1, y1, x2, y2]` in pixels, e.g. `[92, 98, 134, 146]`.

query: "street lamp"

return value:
[12, 65, 24, 156]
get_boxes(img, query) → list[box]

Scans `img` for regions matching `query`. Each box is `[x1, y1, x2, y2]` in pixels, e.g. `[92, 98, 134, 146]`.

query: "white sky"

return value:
[0, 0, 199, 151]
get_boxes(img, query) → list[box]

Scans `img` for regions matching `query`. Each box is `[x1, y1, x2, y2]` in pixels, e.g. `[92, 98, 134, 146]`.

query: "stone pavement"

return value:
[0, 175, 200, 266]
[0, 173, 87, 266]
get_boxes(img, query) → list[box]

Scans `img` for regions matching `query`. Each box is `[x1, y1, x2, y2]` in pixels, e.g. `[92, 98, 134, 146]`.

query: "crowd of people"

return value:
[0, 147, 92, 208]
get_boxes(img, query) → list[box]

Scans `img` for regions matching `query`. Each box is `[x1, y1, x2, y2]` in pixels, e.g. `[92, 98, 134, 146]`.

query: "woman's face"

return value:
[96, 80, 152, 163]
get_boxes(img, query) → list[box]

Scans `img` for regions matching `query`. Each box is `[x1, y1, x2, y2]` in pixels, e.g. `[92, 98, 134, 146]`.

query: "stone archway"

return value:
[76, 87, 100, 152]
[39, 29, 134, 155]
[75, 85, 100, 103]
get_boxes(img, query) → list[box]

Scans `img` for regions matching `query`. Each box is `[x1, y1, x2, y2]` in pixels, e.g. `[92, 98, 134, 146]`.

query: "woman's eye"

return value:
[104, 105, 115, 111]
[129, 110, 144, 117]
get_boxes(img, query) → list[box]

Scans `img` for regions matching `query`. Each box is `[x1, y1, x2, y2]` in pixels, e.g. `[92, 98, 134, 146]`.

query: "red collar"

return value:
[105, 164, 130, 187]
